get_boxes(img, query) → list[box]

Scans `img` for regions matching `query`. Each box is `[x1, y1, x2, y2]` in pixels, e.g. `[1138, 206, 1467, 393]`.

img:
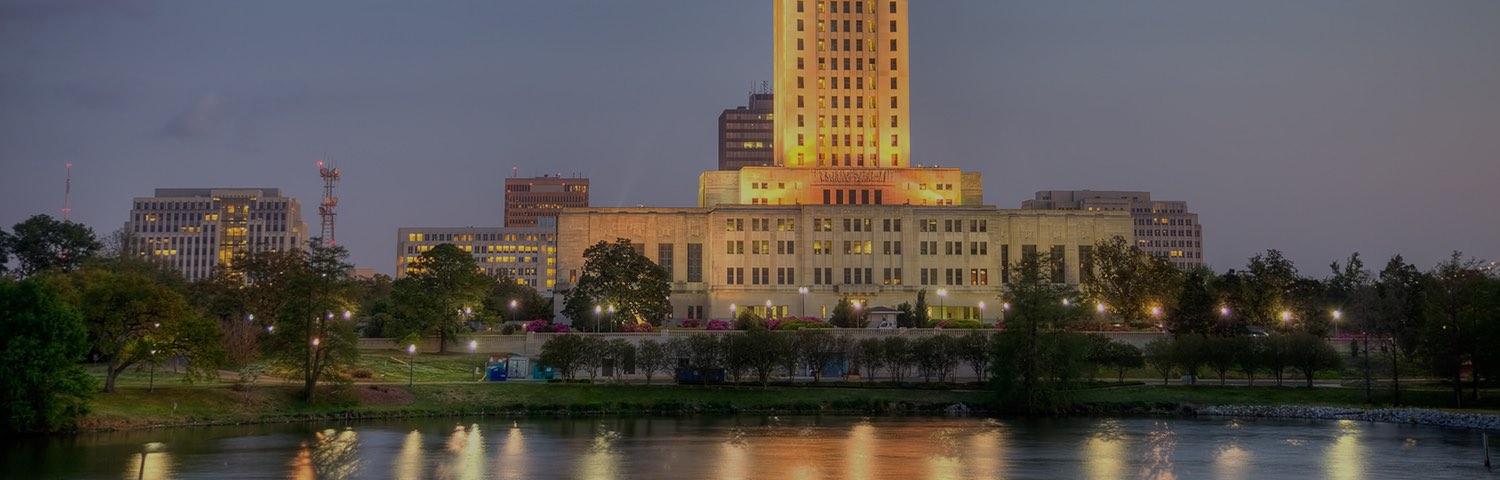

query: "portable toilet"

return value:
[507, 355, 530, 380]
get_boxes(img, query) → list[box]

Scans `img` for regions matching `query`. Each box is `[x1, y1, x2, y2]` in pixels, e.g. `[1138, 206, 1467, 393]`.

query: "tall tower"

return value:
[62, 163, 73, 221]
[773, 0, 911, 169]
[317, 161, 340, 246]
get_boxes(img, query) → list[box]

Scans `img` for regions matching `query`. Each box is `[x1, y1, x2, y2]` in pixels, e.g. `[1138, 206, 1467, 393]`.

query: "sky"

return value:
[3, 0, 1498, 277]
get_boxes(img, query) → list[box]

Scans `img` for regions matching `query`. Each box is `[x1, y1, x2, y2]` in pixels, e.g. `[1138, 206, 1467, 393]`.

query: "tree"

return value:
[1143, 338, 1175, 385]
[1421, 252, 1490, 407]
[744, 330, 786, 386]
[829, 296, 860, 328]
[723, 333, 754, 383]
[686, 335, 723, 384]
[0, 278, 97, 432]
[894, 301, 917, 328]
[913, 289, 931, 327]
[538, 334, 587, 380]
[388, 244, 492, 352]
[956, 331, 993, 383]
[635, 339, 672, 384]
[260, 241, 360, 401]
[857, 337, 887, 381]
[1287, 333, 1342, 388]
[882, 336, 912, 382]
[1240, 250, 1300, 329]
[1168, 269, 1217, 335]
[1328, 252, 1377, 401]
[3, 215, 102, 276]
[1263, 335, 1292, 386]
[794, 329, 838, 382]
[993, 251, 1087, 413]
[1171, 335, 1206, 383]
[1375, 255, 1424, 404]
[562, 239, 670, 329]
[1082, 236, 1182, 329]
[75, 258, 222, 393]
[482, 273, 550, 325]
[1236, 337, 1265, 385]
[0, 228, 11, 275]
[1203, 336, 1238, 385]
[1096, 341, 1144, 383]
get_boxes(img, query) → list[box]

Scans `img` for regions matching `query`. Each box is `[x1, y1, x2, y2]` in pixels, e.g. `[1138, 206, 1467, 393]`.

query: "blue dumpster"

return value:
[486, 364, 508, 382]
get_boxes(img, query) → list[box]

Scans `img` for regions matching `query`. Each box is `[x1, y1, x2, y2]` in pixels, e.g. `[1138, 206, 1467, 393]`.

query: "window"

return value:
[726, 240, 743, 255]
[889, 19, 897, 32]
[658, 244, 673, 279]
[1050, 245, 1066, 283]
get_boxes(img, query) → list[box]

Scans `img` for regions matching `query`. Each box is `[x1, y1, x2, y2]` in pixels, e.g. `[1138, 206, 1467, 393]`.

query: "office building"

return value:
[553, 1, 1134, 325]
[718, 91, 776, 171]
[396, 218, 559, 295]
[126, 188, 308, 281]
[504, 175, 589, 228]
[1022, 190, 1204, 269]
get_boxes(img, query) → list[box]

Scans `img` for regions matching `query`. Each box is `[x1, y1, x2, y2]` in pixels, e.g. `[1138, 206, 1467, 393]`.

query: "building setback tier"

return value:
[554, 204, 1131, 323]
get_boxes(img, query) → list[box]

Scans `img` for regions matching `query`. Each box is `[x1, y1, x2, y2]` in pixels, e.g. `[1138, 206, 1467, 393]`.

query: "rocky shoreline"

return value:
[1198, 405, 1500, 431]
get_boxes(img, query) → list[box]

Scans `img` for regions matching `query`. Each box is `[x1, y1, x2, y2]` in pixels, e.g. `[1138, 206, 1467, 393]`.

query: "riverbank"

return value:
[71, 381, 1500, 434]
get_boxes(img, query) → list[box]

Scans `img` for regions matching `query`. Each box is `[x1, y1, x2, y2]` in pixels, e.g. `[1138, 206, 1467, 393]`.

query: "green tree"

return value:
[857, 337, 887, 381]
[912, 289, 930, 327]
[481, 273, 550, 325]
[1236, 337, 1265, 385]
[76, 258, 222, 393]
[635, 339, 673, 384]
[1171, 334, 1206, 383]
[0, 228, 11, 275]
[0, 278, 96, 432]
[956, 331, 993, 383]
[1168, 269, 1217, 335]
[1287, 333, 1342, 388]
[894, 301, 917, 328]
[1328, 252, 1377, 401]
[1082, 236, 1182, 329]
[992, 251, 1086, 413]
[1202, 336, 1238, 385]
[388, 244, 492, 352]
[1095, 340, 1144, 383]
[744, 329, 787, 386]
[1375, 254, 1424, 404]
[260, 241, 360, 401]
[1241, 250, 1300, 329]
[538, 334, 587, 380]
[686, 334, 723, 384]
[1142, 338, 1175, 385]
[561, 239, 670, 329]
[830, 296, 860, 328]
[1421, 252, 1490, 407]
[4, 215, 102, 276]
[794, 329, 838, 382]
[1263, 335, 1292, 386]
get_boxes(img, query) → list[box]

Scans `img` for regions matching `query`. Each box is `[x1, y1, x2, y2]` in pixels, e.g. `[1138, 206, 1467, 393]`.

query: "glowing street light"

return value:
[407, 344, 417, 387]
[1281, 310, 1292, 322]
[1332, 310, 1343, 338]
[594, 305, 602, 331]
[1220, 306, 1231, 317]
[342, 310, 352, 320]
[979, 301, 987, 322]
[937, 288, 948, 319]
[509, 299, 519, 323]
[798, 286, 809, 317]
[148, 349, 158, 392]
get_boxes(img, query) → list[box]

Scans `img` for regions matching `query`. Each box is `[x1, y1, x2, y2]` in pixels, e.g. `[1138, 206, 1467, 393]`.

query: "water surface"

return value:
[3, 415, 1494, 479]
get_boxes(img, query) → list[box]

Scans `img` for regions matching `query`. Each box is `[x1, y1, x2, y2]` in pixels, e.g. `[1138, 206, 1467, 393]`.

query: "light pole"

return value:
[607, 305, 615, 332]
[1332, 309, 1342, 338]
[766, 299, 773, 318]
[148, 349, 157, 392]
[730, 303, 737, 322]
[978, 301, 987, 323]
[1151, 306, 1162, 330]
[798, 287, 808, 318]
[469, 340, 480, 380]
[407, 343, 416, 387]
[594, 305, 602, 332]
[937, 288, 948, 320]
[509, 299, 519, 324]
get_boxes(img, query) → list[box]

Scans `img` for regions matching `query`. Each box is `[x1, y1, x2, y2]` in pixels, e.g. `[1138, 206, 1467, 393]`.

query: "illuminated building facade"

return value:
[396, 218, 559, 294]
[504, 175, 589, 228]
[1022, 190, 1204, 269]
[719, 92, 775, 170]
[553, 1, 1134, 324]
[126, 188, 307, 282]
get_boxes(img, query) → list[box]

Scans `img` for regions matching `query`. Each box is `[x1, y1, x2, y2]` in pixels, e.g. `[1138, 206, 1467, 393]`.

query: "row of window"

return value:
[1136, 229, 1201, 238]
[796, 0, 896, 15]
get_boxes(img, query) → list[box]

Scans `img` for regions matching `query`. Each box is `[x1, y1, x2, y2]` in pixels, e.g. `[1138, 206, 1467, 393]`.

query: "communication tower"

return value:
[62, 163, 73, 221]
[317, 160, 340, 246]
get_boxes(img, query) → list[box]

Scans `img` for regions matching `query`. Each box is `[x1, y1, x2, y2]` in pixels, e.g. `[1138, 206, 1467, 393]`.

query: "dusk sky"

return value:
[3, 1, 1497, 276]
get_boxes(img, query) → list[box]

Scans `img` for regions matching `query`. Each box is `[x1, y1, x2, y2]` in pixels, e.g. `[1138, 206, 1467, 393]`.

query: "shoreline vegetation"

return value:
[71, 380, 1500, 434]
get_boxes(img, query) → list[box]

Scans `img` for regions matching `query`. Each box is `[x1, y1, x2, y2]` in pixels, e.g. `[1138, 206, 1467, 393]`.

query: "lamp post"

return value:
[730, 303, 737, 321]
[148, 349, 157, 392]
[766, 299, 774, 318]
[978, 301, 987, 323]
[937, 288, 948, 320]
[407, 343, 416, 387]
[1332, 309, 1342, 338]
[798, 287, 809, 317]
[594, 305, 602, 332]
[607, 305, 615, 332]
[509, 299, 519, 324]
[469, 340, 480, 380]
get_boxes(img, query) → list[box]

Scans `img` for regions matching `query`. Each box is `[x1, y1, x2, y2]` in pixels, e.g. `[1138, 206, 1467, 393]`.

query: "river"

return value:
[3, 415, 1494, 479]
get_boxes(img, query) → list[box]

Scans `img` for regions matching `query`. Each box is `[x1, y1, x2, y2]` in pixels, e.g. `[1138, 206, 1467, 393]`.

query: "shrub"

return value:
[524, 320, 550, 332]
[621, 322, 657, 333]
[706, 319, 732, 331]
[931, 319, 986, 329]
[680, 319, 702, 329]
[550, 324, 571, 333]
[778, 319, 832, 330]
[500, 324, 519, 335]
[349, 368, 374, 379]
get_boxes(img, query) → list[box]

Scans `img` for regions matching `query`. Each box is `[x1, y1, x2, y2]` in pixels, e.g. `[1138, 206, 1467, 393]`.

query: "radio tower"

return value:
[317, 160, 340, 246]
[62, 163, 73, 221]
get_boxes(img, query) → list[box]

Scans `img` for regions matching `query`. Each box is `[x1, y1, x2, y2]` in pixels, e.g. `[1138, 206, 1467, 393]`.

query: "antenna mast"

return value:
[62, 163, 73, 221]
[317, 160, 340, 246]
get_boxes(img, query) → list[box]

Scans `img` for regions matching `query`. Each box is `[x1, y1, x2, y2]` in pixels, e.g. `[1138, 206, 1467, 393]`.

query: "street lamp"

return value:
[407, 343, 417, 387]
[1332, 310, 1343, 338]
[937, 288, 948, 320]
[730, 303, 737, 320]
[342, 310, 352, 320]
[594, 305, 602, 332]
[1220, 306, 1230, 318]
[798, 287, 808, 317]
[1280, 310, 1292, 323]
[978, 301, 987, 323]
[607, 305, 615, 332]
[509, 299, 519, 323]
[148, 349, 157, 392]
[766, 299, 774, 318]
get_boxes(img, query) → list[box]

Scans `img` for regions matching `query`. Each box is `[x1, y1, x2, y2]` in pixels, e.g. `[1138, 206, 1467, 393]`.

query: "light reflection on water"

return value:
[9, 415, 1492, 479]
